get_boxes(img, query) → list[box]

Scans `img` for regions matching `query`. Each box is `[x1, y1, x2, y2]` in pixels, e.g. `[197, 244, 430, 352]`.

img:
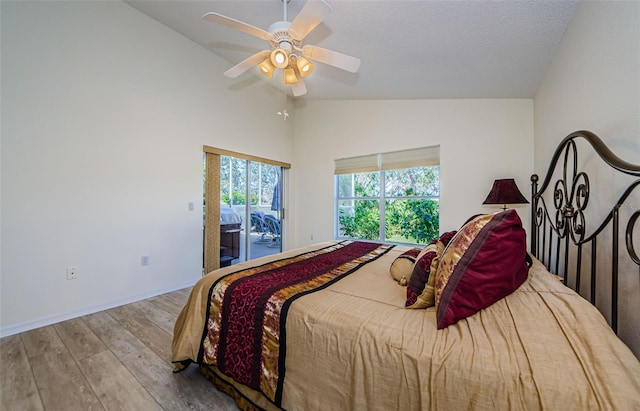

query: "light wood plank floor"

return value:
[0, 288, 240, 411]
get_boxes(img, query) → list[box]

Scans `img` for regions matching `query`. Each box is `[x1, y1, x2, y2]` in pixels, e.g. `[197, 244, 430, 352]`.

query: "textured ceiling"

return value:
[124, 0, 578, 100]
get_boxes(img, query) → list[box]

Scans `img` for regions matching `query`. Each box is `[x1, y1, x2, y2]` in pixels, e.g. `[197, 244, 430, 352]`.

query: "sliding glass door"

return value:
[203, 146, 289, 274]
[219, 156, 283, 264]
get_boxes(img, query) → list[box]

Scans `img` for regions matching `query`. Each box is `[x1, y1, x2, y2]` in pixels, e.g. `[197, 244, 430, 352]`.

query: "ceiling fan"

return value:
[203, 0, 361, 97]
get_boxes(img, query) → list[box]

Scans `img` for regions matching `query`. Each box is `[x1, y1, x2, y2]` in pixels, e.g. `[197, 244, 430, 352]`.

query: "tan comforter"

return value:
[173, 242, 640, 410]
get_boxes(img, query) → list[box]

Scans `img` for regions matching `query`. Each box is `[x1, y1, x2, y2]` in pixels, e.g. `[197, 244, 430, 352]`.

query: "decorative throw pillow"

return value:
[390, 247, 422, 285]
[434, 209, 529, 329]
[405, 231, 457, 308]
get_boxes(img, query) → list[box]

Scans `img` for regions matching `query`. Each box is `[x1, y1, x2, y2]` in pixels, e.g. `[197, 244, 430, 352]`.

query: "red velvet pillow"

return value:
[405, 231, 456, 308]
[434, 210, 529, 329]
[405, 244, 438, 307]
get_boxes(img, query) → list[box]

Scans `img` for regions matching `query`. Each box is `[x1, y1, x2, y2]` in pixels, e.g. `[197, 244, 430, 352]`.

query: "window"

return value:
[335, 146, 440, 245]
[219, 156, 280, 212]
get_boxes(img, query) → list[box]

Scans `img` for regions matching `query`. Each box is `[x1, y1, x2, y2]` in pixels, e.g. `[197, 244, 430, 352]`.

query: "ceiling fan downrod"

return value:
[282, 0, 291, 22]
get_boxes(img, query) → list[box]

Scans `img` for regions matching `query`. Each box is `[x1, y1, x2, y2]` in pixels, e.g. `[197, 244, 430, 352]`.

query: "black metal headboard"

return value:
[530, 130, 640, 333]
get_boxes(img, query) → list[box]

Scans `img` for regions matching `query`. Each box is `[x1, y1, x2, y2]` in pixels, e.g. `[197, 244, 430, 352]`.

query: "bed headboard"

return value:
[530, 130, 640, 333]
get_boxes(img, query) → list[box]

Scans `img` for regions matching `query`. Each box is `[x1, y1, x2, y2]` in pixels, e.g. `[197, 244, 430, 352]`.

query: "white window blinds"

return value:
[334, 145, 440, 175]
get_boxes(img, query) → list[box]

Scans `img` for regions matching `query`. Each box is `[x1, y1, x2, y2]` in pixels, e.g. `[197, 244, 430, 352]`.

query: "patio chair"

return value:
[263, 214, 281, 248]
[251, 212, 270, 243]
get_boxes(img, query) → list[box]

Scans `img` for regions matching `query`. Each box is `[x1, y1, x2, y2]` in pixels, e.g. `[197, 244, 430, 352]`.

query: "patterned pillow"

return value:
[435, 210, 529, 329]
[390, 247, 422, 285]
[405, 231, 456, 308]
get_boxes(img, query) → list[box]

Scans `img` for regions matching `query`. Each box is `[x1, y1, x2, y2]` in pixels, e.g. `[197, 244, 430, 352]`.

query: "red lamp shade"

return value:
[482, 178, 529, 210]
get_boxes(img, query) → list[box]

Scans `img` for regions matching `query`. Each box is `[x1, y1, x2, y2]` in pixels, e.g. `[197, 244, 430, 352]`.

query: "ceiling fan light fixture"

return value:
[258, 58, 275, 78]
[295, 56, 314, 77]
[270, 48, 289, 69]
[283, 66, 298, 84]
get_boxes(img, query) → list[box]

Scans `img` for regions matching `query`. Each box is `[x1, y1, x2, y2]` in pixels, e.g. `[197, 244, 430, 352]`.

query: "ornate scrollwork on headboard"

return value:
[530, 130, 640, 333]
[550, 140, 591, 244]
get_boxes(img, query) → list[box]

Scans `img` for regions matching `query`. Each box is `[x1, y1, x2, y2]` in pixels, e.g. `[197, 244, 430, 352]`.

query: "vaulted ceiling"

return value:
[125, 0, 578, 100]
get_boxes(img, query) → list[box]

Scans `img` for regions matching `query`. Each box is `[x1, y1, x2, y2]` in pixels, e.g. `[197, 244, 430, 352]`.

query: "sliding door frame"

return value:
[203, 146, 291, 275]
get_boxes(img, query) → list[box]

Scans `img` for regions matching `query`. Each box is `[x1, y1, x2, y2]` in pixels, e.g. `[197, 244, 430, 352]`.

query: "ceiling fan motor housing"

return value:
[268, 21, 301, 51]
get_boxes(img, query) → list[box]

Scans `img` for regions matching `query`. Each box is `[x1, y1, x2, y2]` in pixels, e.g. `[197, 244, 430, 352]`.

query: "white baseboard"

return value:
[0, 280, 197, 338]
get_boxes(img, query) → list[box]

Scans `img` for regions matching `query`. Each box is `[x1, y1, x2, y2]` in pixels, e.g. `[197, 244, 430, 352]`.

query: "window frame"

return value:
[334, 147, 440, 245]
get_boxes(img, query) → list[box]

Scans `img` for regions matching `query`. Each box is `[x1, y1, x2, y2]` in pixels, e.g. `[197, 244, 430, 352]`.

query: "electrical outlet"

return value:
[66, 267, 78, 280]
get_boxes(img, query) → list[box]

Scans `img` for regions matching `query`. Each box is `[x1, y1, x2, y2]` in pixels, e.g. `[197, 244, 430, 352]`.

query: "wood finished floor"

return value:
[0, 287, 240, 411]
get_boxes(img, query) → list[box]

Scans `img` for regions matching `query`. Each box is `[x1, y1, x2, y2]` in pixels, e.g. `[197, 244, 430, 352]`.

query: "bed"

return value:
[172, 130, 640, 410]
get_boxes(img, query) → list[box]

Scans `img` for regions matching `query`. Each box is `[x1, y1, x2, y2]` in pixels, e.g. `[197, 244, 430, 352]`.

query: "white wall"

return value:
[0, 1, 293, 336]
[291, 99, 534, 247]
[534, 1, 640, 357]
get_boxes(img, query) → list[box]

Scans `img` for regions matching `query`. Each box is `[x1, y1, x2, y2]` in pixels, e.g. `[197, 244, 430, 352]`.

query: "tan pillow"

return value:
[390, 247, 422, 285]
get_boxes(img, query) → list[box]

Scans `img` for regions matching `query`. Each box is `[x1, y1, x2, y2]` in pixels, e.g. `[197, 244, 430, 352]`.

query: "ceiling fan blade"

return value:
[288, 0, 332, 42]
[291, 78, 307, 97]
[302, 45, 361, 73]
[203, 12, 274, 42]
[223, 50, 271, 78]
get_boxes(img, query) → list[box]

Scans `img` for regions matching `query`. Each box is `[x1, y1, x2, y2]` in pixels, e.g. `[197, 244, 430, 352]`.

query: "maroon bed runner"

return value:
[198, 241, 394, 406]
